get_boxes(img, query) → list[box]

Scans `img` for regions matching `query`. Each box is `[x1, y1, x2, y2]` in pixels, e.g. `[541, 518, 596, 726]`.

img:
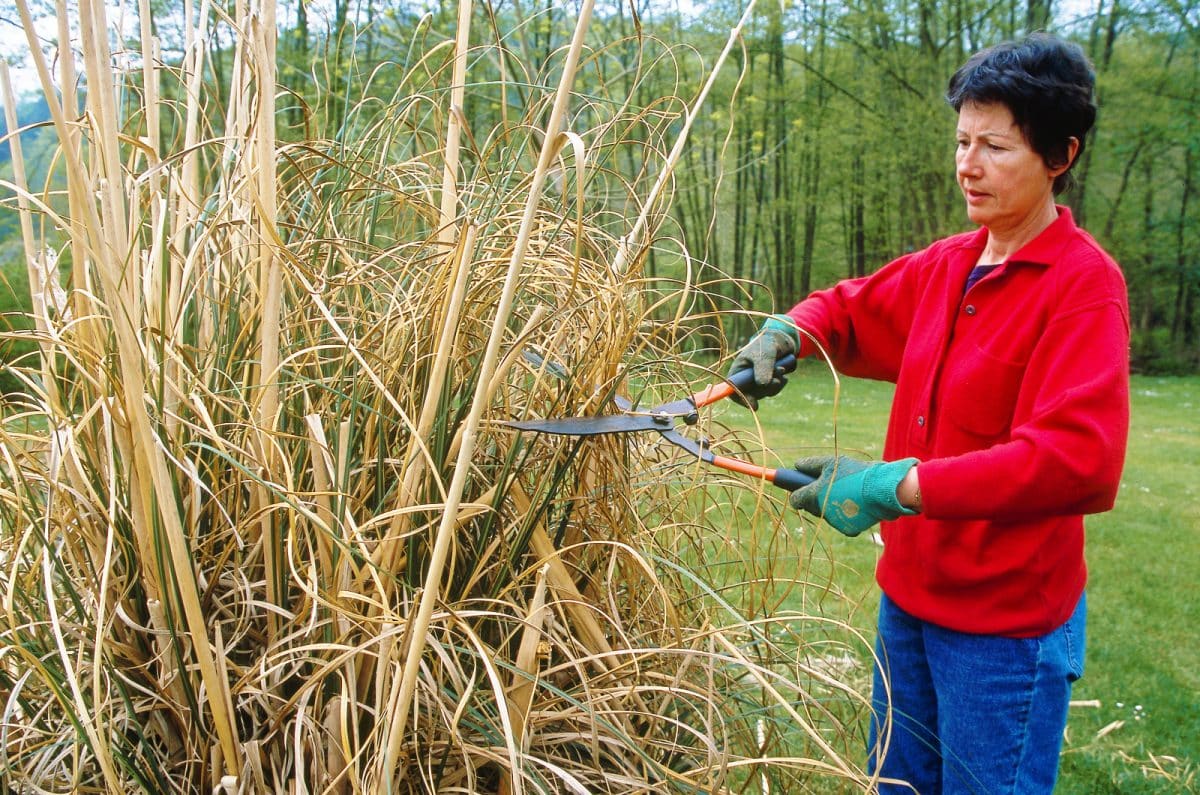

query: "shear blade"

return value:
[505, 414, 669, 436]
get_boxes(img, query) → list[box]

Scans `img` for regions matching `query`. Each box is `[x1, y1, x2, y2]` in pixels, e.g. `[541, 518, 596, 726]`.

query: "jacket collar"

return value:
[991, 205, 1077, 269]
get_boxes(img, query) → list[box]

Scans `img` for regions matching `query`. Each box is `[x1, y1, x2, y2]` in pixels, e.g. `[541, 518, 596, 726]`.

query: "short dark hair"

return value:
[946, 33, 1097, 194]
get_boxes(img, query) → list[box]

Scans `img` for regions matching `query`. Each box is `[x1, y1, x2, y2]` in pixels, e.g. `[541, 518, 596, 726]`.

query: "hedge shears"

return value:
[506, 354, 814, 492]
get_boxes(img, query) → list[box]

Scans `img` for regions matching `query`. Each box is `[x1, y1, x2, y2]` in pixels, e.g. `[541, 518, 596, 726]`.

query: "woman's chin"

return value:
[965, 205, 992, 227]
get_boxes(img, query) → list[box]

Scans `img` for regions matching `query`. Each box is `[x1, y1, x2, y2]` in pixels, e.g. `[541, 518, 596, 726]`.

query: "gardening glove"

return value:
[790, 455, 919, 537]
[727, 314, 801, 410]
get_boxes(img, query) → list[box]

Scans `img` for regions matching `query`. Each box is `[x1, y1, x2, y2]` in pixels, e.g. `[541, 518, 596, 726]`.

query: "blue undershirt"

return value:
[964, 263, 1001, 294]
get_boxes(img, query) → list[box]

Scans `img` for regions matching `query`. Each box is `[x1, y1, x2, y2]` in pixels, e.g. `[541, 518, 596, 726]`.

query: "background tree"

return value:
[0, 0, 1197, 377]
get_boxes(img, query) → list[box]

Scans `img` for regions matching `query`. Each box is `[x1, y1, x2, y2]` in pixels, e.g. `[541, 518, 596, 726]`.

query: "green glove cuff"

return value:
[761, 314, 801, 352]
[860, 458, 920, 519]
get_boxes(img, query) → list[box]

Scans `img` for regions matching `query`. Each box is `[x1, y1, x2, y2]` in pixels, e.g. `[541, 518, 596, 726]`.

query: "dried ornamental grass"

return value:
[0, 0, 875, 792]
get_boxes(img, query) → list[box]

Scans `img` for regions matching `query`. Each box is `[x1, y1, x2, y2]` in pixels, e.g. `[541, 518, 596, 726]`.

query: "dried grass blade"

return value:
[711, 632, 861, 781]
[513, 483, 616, 667]
[39, 541, 121, 789]
[304, 414, 338, 578]
[438, 0, 473, 243]
[500, 563, 551, 795]
[376, 222, 480, 575]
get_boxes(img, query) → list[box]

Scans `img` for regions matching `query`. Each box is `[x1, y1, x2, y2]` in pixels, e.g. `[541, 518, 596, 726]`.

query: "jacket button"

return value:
[917, 415, 925, 426]
[965, 304, 977, 315]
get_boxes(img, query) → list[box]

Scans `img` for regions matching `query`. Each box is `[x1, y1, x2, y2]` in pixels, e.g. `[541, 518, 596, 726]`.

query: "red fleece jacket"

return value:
[786, 207, 1130, 637]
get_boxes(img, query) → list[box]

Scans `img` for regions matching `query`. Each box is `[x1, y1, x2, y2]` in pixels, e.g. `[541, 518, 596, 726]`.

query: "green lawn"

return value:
[716, 362, 1199, 793]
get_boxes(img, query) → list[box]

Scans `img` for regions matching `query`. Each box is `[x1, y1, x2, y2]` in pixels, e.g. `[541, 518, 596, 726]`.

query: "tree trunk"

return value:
[1027, 0, 1052, 32]
[732, 46, 752, 288]
[1170, 146, 1196, 349]
[850, 151, 867, 278]
[768, 5, 790, 303]
[799, 0, 829, 296]
[286, 0, 309, 131]
[1075, 0, 1121, 224]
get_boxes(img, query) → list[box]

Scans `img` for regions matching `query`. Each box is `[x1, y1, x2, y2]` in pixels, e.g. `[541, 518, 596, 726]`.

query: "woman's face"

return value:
[955, 101, 1065, 235]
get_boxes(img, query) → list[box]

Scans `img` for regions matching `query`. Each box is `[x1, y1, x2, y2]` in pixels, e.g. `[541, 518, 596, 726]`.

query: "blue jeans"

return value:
[868, 592, 1086, 794]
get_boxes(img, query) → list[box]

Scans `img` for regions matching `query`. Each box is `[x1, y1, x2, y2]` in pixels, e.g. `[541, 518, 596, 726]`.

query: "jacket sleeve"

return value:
[784, 251, 924, 383]
[918, 263, 1131, 521]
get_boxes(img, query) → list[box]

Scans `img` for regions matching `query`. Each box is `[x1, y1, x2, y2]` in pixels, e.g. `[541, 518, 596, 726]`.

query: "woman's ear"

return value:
[1052, 136, 1081, 176]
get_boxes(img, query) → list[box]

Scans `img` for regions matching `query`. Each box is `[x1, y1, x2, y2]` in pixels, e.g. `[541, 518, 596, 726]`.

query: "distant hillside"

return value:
[1, 93, 60, 247]
[0, 94, 53, 164]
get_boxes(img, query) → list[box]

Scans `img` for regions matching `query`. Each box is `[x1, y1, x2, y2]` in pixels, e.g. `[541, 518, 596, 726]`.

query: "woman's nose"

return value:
[957, 144, 982, 177]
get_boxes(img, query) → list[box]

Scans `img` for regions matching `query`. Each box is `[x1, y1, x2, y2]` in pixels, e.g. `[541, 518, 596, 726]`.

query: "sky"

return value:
[0, 3, 63, 110]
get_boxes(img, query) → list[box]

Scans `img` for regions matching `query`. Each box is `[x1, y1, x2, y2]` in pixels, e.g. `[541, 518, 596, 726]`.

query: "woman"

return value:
[730, 34, 1130, 793]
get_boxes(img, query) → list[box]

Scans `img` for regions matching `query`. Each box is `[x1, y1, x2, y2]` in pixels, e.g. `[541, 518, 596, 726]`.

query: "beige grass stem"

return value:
[382, 0, 597, 777]
[438, 0, 472, 245]
[251, 0, 285, 645]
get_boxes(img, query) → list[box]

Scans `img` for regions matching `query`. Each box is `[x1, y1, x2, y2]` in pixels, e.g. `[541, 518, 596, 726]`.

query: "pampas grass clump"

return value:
[0, 0, 873, 791]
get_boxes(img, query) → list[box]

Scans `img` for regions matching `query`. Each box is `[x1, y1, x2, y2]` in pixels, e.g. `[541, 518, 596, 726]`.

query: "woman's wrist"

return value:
[896, 464, 922, 513]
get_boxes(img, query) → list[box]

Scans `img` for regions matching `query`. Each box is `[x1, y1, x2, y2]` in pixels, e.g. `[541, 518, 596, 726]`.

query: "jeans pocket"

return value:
[1061, 594, 1087, 682]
